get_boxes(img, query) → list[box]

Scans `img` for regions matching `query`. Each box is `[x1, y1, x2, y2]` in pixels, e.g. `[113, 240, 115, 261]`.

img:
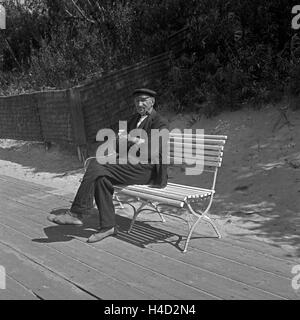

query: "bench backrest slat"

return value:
[170, 146, 223, 157]
[168, 151, 221, 162]
[168, 142, 224, 151]
[167, 133, 227, 169]
[170, 133, 227, 139]
[170, 137, 226, 145]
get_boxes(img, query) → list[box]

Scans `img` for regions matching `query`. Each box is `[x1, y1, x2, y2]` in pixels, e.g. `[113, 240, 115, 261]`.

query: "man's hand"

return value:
[130, 136, 145, 145]
[118, 130, 145, 145]
[118, 130, 127, 139]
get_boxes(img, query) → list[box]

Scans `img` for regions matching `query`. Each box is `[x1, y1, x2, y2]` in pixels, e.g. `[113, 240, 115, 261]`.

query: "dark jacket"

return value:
[126, 109, 169, 188]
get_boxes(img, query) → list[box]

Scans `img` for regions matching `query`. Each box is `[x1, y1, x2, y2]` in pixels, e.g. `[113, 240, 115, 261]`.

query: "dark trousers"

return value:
[71, 159, 154, 228]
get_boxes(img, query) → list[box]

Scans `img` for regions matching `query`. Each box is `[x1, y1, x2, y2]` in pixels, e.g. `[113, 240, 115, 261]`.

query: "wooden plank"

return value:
[0, 183, 72, 211]
[0, 174, 295, 262]
[0, 276, 39, 300]
[0, 215, 274, 298]
[86, 235, 286, 300]
[159, 207, 299, 261]
[0, 174, 298, 298]
[141, 215, 298, 277]
[0, 203, 217, 300]
[220, 236, 299, 261]
[145, 242, 299, 300]
[0, 174, 80, 202]
[0, 175, 74, 204]
[1, 174, 294, 261]
[0, 191, 71, 213]
[0, 175, 55, 192]
[0, 174, 76, 204]
[0, 212, 290, 300]
[0, 242, 96, 300]
[0, 208, 282, 300]
[0, 221, 153, 300]
[0, 181, 46, 200]
[0, 179, 68, 200]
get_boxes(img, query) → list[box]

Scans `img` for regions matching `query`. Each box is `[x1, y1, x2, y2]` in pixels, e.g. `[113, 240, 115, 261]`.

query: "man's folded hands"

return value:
[118, 131, 145, 145]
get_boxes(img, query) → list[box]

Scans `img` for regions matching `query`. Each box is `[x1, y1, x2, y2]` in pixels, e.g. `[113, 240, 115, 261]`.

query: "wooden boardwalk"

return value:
[0, 174, 299, 300]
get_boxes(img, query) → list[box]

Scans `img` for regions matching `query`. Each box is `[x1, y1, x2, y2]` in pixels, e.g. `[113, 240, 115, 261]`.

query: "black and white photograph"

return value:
[0, 0, 299, 304]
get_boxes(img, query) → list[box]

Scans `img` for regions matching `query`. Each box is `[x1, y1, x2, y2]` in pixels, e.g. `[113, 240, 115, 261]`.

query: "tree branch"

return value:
[70, 0, 95, 24]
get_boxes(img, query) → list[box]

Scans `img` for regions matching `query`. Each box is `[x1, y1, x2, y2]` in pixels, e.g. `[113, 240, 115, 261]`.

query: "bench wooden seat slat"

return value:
[117, 186, 188, 202]
[167, 183, 214, 194]
[114, 187, 185, 207]
[117, 184, 213, 199]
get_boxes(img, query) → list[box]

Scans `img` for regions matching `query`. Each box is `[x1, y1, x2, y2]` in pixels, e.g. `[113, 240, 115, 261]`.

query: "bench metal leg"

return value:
[128, 207, 139, 233]
[183, 197, 221, 253]
[148, 202, 166, 223]
[183, 215, 202, 253]
[114, 195, 124, 209]
[127, 200, 166, 233]
[202, 214, 222, 238]
[128, 201, 148, 233]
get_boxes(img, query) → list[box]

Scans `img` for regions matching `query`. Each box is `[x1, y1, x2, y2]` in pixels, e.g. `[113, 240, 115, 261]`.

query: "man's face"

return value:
[134, 94, 155, 116]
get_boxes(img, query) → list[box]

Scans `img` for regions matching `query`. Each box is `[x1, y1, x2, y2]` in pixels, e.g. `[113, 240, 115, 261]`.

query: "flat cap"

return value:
[133, 88, 157, 97]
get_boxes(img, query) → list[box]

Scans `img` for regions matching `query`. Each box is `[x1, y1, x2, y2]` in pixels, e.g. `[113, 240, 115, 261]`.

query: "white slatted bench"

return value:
[113, 133, 228, 253]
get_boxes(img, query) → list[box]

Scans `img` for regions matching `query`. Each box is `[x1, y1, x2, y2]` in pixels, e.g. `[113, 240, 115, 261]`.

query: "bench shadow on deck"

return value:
[32, 211, 214, 253]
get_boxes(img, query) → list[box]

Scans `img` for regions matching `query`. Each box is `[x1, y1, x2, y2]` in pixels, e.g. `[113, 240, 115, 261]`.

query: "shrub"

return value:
[164, 0, 294, 115]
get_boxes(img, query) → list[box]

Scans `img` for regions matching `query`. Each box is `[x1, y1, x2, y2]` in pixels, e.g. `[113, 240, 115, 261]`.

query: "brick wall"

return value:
[0, 52, 170, 148]
[0, 93, 42, 141]
[37, 90, 74, 143]
[0, 90, 73, 143]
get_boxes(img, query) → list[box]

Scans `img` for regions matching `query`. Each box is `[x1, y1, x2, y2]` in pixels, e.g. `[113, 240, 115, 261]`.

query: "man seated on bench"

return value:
[48, 88, 169, 243]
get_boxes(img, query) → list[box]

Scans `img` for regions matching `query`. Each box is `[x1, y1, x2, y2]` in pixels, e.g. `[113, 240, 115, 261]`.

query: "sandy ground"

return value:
[1, 102, 299, 257]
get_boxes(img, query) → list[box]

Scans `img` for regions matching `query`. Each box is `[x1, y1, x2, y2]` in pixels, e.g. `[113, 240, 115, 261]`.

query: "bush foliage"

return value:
[0, 0, 298, 113]
[165, 0, 297, 114]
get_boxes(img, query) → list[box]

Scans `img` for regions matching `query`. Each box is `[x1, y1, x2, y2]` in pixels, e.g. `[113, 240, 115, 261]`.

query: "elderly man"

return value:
[48, 88, 168, 243]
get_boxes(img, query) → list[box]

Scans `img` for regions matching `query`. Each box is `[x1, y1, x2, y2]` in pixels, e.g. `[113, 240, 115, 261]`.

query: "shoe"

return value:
[47, 210, 83, 226]
[87, 227, 117, 243]
[47, 214, 57, 223]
